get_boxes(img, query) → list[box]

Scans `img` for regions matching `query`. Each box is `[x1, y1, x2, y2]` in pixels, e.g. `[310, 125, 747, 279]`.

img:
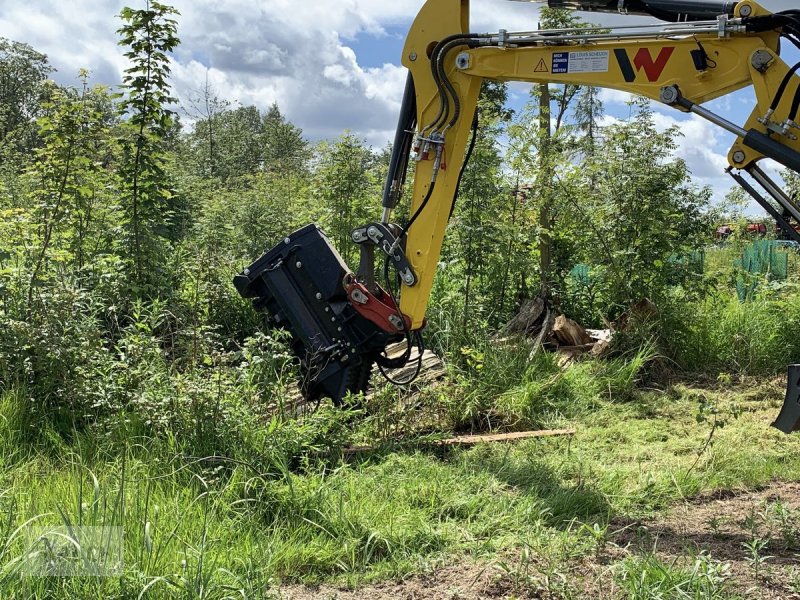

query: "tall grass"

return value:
[665, 292, 800, 376]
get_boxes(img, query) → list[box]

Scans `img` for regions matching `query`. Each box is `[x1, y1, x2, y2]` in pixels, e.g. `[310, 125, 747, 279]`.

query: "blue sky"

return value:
[341, 1, 800, 204]
[1, 0, 798, 204]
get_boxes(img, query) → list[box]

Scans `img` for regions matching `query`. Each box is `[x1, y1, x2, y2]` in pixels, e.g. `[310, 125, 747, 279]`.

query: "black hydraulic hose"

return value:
[769, 60, 800, 113]
[437, 38, 484, 131]
[426, 33, 476, 133]
[791, 83, 800, 123]
[449, 109, 480, 220]
[398, 180, 436, 240]
[429, 35, 486, 133]
[766, 14, 800, 114]
[382, 72, 417, 211]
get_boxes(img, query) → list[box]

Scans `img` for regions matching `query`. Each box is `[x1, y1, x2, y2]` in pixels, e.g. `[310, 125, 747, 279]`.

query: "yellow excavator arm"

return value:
[235, 0, 800, 431]
[399, 0, 796, 327]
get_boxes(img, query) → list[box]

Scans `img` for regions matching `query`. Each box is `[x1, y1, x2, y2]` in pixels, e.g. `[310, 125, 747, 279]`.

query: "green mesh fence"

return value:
[735, 240, 790, 301]
[569, 264, 592, 287]
[666, 250, 704, 284]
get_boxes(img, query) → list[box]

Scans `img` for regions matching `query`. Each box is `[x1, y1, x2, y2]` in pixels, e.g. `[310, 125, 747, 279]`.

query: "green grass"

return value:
[615, 552, 737, 599]
[2, 375, 800, 598]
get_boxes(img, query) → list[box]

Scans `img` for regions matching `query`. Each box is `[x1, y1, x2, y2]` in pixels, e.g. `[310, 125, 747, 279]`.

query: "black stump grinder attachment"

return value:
[233, 224, 405, 403]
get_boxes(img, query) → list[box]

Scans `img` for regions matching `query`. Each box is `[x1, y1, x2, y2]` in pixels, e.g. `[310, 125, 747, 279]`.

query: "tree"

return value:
[25, 74, 114, 305]
[448, 81, 515, 326]
[182, 73, 230, 178]
[313, 133, 381, 266]
[0, 38, 53, 157]
[565, 99, 712, 318]
[116, 0, 181, 295]
[262, 103, 310, 178]
[573, 85, 603, 156]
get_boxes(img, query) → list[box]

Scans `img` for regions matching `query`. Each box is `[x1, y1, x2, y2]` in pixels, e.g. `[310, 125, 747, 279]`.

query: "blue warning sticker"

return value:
[552, 52, 569, 74]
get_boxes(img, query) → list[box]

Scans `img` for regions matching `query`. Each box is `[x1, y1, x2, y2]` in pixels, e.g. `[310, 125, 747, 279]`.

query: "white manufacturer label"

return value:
[552, 50, 609, 74]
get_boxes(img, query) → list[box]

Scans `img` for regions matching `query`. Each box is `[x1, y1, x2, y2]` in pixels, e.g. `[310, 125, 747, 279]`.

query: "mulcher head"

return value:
[233, 224, 400, 403]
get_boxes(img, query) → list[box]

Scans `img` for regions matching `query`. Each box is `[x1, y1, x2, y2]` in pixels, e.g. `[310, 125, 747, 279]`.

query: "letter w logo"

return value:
[614, 47, 675, 83]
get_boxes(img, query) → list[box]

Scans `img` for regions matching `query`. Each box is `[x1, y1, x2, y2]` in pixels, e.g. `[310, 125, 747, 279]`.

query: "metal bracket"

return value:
[351, 222, 418, 286]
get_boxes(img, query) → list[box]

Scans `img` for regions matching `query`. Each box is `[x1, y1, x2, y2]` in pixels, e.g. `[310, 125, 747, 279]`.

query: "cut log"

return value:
[438, 428, 575, 446]
[344, 428, 575, 454]
[506, 296, 546, 335]
[551, 314, 593, 347]
[586, 328, 613, 343]
[590, 338, 611, 358]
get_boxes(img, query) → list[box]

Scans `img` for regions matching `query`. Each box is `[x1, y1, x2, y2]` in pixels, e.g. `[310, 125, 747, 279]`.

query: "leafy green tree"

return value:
[564, 99, 712, 319]
[182, 75, 230, 178]
[507, 9, 603, 297]
[448, 81, 515, 327]
[0, 37, 53, 157]
[187, 105, 261, 180]
[25, 74, 115, 305]
[313, 133, 382, 265]
[262, 103, 310, 178]
[116, 0, 180, 296]
[573, 85, 603, 156]
[0, 37, 54, 170]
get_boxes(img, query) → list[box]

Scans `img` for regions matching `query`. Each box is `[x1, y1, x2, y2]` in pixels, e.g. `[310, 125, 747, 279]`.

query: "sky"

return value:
[1, 0, 798, 206]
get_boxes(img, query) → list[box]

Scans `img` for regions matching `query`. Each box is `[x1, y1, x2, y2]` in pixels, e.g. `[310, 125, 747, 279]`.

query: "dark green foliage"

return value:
[181, 102, 310, 182]
[0, 37, 53, 156]
[24, 76, 115, 303]
[116, 0, 181, 295]
[551, 100, 713, 323]
[313, 133, 385, 265]
[447, 81, 517, 329]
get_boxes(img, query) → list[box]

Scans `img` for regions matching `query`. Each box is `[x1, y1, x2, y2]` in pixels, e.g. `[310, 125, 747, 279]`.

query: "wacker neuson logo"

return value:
[614, 47, 675, 82]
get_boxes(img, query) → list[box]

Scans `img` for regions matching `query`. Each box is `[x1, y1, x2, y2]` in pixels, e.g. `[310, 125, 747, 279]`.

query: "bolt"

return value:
[331, 317, 336, 322]
[243, 268, 250, 275]
[284, 237, 291, 244]
[325, 306, 330, 312]
[409, 51, 417, 62]
[733, 150, 746, 164]
[295, 261, 302, 268]
[455, 52, 471, 70]
[739, 4, 752, 17]
[337, 327, 342, 332]
[316, 292, 322, 300]
[659, 86, 679, 105]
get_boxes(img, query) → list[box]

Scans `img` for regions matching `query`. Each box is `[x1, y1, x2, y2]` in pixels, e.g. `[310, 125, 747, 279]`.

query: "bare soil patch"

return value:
[602, 480, 800, 599]
[278, 481, 800, 599]
[278, 561, 513, 599]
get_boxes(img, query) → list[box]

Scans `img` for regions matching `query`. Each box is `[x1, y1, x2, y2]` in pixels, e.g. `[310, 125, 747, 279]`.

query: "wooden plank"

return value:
[437, 429, 575, 446]
[344, 428, 575, 455]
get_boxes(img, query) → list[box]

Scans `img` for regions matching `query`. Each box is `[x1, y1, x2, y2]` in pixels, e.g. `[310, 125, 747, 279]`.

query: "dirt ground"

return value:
[278, 482, 800, 599]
